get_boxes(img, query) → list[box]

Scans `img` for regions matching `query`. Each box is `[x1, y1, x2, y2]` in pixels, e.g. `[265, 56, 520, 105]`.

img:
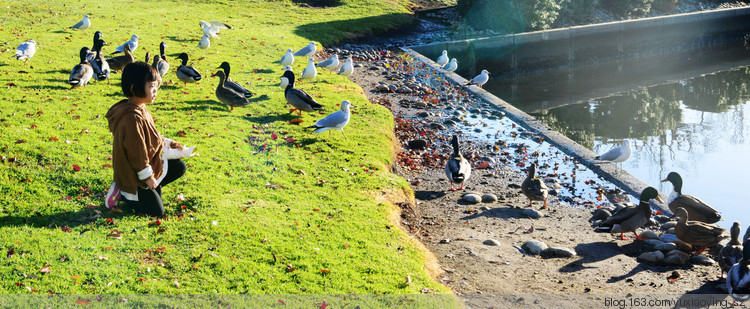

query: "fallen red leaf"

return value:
[72, 165, 81, 172]
[40, 264, 51, 274]
[320, 269, 330, 274]
[155, 246, 166, 253]
[7, 248, 15, 259]
[271, 133, 278, 140]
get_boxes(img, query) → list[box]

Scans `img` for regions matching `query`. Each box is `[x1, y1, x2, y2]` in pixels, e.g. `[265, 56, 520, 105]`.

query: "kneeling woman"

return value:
[105, 61, 186, 216]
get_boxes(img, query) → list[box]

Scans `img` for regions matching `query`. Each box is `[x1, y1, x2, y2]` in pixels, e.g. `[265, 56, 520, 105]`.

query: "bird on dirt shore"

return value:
[466, 69, 490, 88]
[338, 57, 354, 77]
[445, 135, 471, 191]
[436, 50, 448, 66]
[674, 206, 726, 254]
[308, 100, 352, 138]
[719, 222, 744, 279]
[595, 187, 663, 241]
[521, 163, 549, 209]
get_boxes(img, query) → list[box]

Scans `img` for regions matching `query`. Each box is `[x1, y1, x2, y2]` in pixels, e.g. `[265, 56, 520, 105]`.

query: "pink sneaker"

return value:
[105, 181, 121, 209]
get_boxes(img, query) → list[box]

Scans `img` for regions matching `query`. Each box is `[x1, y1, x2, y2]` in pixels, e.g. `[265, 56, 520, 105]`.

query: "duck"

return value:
[294, 41, 316, 57]
[113, 35, 139, 54]
[719, 222, 744, 279]
[301, 57, 317, 81]
[442, 58, 457, 72]
[144, 51, 151, 63]
[280, 48, 294, 66]
[466, 69, 490, 88]
[316, 54, 339, 70]
[661, 171, 721, 223]
[727, 240, 750, 301]
[175, 53, 202, 87]
[673, 207, 726, 254]
[152, 42, 169, 78]
[200, 21, 232, 39]
[595, 139, 632, 164]
[595, 187, 663, 241]
[436, 50, 449, 66]
[88, 32, 110, 83]
[68, 47, 94, 88]
[521, 163, 549, 209]
[307, 100, 352, 138]
[338, 57, 354, 77]
[198, 34, 210, 49]
[211, 70, 249, 112]
[444, 135, 471, 191]
[105, 44, 134, 73]
[14, 40, 37, 65]
[217, 62, 253, 99]
[280, 70, 323, 116]
[280, 65, 292, 89]
[69, 14, 91, 30]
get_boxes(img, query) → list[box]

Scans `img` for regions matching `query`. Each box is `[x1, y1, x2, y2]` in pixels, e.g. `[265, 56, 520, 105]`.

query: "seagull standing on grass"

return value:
[442, 58, 457, 72]
[308, 100, 352, 138]
[69, 14, 91, 30]
[200, 21, 233, 39]
[280, 48, 294, 66]
[466, 69, 490, 88]
[113, 35, 139, 54]
[13, 40, 37, 65]
[294, 42, 317, 57]
[198, 34, 211, 49]
[338, 57, 354, 77]
[596, 139, 632, 165]
[301, 58, 317, 81]
[436, 50, 449, 66]
[316, 54, 339, 70]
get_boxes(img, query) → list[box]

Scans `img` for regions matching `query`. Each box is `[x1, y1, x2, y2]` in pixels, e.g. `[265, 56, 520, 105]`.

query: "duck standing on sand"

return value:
[719, 222, 744, 279]
[595, 187, 663, 241]
[661, 171, 721, 223]
[673, 207, 726, 254]
[521, 163, 549, 209]
[445, 135, 471, 191]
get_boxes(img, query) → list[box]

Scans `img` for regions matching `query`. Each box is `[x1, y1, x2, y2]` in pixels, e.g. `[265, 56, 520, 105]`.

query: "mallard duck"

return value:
[338, 57, 354, 77]
[113, 34, 139, 54]
[595, 187, 663, 240]
[720, 222, 744, 279]
[88, 33, 110, 83]
[674, 207, 726, 253]
[106, 44, 134, 73]
[445, 135, 471, 191]
[436, 50, 449, 66]
[466, 69, 490, 88]
[211, 70, 249, 112]
[301, 58, 317, 81]
[280, 48, 294, 66]
[217, 62, 253, 99]
[442, 58, 457, 72]
[69, 14, 91, 30]
[316, 54, 339, 70]
[521, 163, 549, 209]
[307, 100, 351, 138]
[727, 240, 750, 301]
[293, 41, 316, 57]
[198, 34, 210, 50]
[68, 47, 93, 88]
[661, 171, 721, 223]
[175, 53, 202, 87]
[152, 42, 169, 78]
[14, 40, 37, 65]
[280, 70, 323, 116]
[200, 21, 232, 39]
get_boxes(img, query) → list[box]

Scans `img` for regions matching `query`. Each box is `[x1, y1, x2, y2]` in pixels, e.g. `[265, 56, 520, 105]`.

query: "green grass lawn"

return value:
[0, 0, 455, 303]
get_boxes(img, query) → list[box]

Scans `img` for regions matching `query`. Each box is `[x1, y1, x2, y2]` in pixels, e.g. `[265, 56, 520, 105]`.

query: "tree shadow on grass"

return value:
[293, 13, 415, 45]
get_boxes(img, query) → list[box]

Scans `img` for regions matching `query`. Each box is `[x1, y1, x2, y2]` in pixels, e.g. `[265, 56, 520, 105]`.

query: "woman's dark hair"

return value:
[121, 61, 161, 98]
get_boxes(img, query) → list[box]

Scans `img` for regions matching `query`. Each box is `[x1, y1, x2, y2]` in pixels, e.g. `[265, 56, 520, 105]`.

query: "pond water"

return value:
[482, 45, 750, 229]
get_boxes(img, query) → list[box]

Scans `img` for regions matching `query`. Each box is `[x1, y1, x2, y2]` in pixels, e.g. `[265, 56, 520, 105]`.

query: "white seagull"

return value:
[280, 48, 294, 66]
[280, 65, 293, 89]
[466, 69, 490, 88]
[308, 100, 352, 138]
[294, 42, 316, 57]
[198, 34, 211, 49]
[596, 139, 632, 164]
[338, 57, 354, 77]
[316, 54, 339, 70]
[436, 50, 449, 66]
[114, 35, 139, 54]
[14, 40, 37, 65]
[442, 58, 457, 72]
[301, 57, 317, 81]
[200, 21, 232, 39]
[69, 14, 91, 30]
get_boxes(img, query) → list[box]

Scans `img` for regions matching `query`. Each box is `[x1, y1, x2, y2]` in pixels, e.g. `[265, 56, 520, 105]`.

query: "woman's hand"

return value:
[145, 176, 158, 190]
[170, 140, 183, 151]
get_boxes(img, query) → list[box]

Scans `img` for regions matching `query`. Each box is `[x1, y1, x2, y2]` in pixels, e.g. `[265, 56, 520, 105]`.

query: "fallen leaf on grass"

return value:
[72, 165, 81, 172]
[106, 230, 122, 239]
[75, 299, 90, 305]
[97, 256, 108, 260]
[148, 220, 162, 226]
[39, 264, 51, 274]
[7, 248, 15, 259]
[173, 280, 180, 288]
[289, 118, 303, 124]
[320, 269, 330, 274]
[157, 228, 166, 233]
[155, 246, 166, 253]
[104, 247, 114, 250]
[84, 204, 98, 209]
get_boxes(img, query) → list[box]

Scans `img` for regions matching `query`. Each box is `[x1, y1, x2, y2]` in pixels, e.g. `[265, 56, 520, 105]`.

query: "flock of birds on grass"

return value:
[12, 14, 354, 137]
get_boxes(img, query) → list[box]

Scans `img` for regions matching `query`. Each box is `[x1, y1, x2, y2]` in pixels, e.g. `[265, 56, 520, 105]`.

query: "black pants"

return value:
[123, 159, 186, 217]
